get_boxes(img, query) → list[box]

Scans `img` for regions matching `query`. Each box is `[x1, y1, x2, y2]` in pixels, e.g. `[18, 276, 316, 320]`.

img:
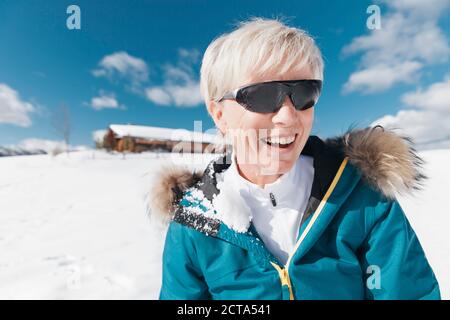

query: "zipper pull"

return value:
[269, 192, 277, 207]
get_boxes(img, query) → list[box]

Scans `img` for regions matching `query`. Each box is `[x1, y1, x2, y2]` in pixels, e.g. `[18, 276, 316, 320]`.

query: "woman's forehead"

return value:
[242, 65, 315, 86]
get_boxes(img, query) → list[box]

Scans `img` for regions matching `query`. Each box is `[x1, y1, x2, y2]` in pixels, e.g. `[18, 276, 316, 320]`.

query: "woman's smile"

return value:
[260, 133, 298, 153]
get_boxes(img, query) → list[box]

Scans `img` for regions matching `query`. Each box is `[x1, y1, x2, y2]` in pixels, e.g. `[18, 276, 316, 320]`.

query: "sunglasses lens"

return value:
[237, 83, 283, 113]
[236, 80, 322, 113]
[291, 81, 321, 111]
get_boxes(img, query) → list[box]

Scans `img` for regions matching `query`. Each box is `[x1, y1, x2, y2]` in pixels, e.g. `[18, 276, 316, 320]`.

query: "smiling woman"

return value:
[201, 18, 322, 186]
[150, 17, 440, 300]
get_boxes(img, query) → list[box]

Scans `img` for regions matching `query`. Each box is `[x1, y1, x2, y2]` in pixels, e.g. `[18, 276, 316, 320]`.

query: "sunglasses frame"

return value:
[217, 79, 322, 113]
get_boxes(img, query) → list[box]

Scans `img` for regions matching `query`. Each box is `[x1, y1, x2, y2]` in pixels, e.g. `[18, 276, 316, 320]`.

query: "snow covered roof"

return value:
[109, 124, 223, 144]
[92, 129, 107, 143]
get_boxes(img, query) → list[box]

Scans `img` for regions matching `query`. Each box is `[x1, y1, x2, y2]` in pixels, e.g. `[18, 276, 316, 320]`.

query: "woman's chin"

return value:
[257, 157, 296, 176]
[257, 144, 301, 172]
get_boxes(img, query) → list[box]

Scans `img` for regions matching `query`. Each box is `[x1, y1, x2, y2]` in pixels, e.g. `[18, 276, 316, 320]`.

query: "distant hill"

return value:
[0, 146, 47, 157]
[0, 138, 90, 157]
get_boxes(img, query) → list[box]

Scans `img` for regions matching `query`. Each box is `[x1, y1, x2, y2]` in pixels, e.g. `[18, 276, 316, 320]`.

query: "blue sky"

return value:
[1, 0, 449, 149]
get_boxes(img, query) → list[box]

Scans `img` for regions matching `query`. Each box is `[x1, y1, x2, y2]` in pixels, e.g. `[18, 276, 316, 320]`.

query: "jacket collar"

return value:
[172, 134, 347, 233]
[148, 126, 427, 263]
[171, 135, 358, 266]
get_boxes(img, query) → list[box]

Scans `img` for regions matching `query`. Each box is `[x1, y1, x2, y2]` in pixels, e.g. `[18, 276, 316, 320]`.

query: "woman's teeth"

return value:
[261, 135, 296, 147]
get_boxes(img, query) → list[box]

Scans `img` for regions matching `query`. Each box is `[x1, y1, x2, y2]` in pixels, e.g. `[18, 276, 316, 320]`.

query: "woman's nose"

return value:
[272, 96, 297, 124]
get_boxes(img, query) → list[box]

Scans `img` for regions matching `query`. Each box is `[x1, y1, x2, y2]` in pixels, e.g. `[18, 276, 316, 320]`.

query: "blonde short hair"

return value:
[200, 17, 324, 106]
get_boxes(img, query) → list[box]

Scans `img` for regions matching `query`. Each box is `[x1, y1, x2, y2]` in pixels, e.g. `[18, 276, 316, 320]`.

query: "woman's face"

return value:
[212, 66, 316, 179]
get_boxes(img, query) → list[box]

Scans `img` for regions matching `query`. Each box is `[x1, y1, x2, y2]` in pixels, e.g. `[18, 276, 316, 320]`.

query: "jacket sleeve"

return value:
[359, 199, 440, 300]
[159, 221, 211, 300]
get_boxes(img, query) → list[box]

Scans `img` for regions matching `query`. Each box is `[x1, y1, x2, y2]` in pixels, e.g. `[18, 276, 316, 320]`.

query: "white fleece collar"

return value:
[212, 152, 304, 233]
[228, 153, 300, 204]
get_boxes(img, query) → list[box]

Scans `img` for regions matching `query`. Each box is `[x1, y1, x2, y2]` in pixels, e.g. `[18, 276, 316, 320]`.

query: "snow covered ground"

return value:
[0, 150, 215, 299]
[0, 149, 448, 299]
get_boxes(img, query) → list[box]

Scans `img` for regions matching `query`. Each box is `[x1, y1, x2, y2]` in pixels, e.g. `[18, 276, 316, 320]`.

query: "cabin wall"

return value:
[111, 136, 221, 153]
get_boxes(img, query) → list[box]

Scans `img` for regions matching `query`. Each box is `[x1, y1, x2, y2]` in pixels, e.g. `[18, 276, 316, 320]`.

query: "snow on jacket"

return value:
[149, 126, 440, 300]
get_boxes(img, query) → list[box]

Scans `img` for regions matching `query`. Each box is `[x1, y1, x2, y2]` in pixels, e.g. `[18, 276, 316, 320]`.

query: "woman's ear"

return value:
[207, 100, 227, 135]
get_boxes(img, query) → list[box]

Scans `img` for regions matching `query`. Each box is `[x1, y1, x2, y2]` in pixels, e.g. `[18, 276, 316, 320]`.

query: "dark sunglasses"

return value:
[216, 79, 322, 113]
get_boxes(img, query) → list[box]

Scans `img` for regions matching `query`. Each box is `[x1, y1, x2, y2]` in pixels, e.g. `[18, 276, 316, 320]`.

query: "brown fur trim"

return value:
[147, 166, 202, 223]
[340, 125, 427, 199]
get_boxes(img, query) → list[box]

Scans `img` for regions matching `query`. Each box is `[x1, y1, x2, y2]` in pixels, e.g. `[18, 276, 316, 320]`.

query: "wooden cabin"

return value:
[101, 124, 223, 153]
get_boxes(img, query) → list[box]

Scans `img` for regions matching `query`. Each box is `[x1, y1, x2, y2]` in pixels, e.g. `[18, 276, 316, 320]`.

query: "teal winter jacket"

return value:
[151, 126, 440, 300]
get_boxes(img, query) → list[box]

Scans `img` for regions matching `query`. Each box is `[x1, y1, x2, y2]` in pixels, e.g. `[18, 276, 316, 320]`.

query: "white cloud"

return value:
[342, 0, 450, 94]
[178, 48, 201, 63]
[168, 82, 202, 106]
[145, 87, 172, 106]
[0, 83, 35, 127]
[343, 61, 422, 94]
[371, 76, 450, 149]
[90, 92, 124, 110]
[386, 0, 450, 17]
[401, 76, 450, 111]
[145, 48, 203, 107]
[91, 49, 202, 107]
[146, 82, 202, 107]
[92, 51, 149, 86]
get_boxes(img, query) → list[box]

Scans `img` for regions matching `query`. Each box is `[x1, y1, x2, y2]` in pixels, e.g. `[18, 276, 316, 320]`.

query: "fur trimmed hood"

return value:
[147, 126, 426, 223]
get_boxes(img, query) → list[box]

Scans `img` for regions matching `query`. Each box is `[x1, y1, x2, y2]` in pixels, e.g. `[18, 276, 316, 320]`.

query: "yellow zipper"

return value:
[270, 157, 349, 300]
[270, 262, 294, 300]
